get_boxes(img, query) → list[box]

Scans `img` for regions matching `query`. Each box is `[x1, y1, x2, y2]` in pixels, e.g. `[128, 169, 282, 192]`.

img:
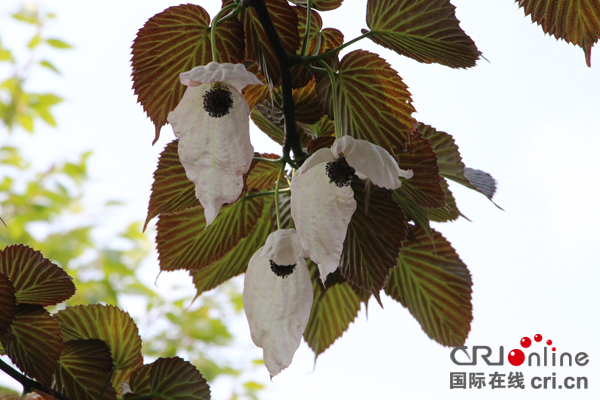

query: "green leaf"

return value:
[240, 0, 300, 86]
[316, 50, 415, 153]
[516, 0, 600, 67]
[46, 38, 73, 49]
[1, 305, 63, 386]
[55, 339, 117, 400]
[131, 4, 244, 143]
[395, 129, 446, 209]
[191, 198, 273, 297]
[39, 60, 60, 74]
[298, 114, 335, 139]
[304, 261, 362, 358]
[156, 196, 264, 272]
[27, 34, 41, 50]
[365, 0, 480, 68]
[341, 181, 407, 298]
[417, 123, 500, 206]
[289, 0, 344, 11]
[392, 192, 431, 234]
[144, 140, 199, 230]
[55, 305, 143, 387]
[126, 357, 210, 400]
[385, 226, 472, 346]
[0, 273, 16, 335]
[0, 244, 75, 306]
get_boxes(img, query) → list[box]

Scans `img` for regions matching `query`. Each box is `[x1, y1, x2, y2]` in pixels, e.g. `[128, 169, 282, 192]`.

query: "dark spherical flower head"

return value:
[326, 156, 356, 187]
[269, 260, 296, 278]
[203, 83, 234, 118]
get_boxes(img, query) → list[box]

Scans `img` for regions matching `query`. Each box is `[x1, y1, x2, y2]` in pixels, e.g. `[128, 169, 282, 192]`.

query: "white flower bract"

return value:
[291, 135, 413, 282]
[168, 62, 263, 226]
[243, 229, 313, 378]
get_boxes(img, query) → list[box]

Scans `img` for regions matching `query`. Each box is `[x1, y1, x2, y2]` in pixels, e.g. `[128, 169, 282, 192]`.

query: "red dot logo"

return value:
[552, 347, 556, 351]
[546, 339, 552, 345]
[520, 336, 531, 348]
[534, 334, 542, 342]
[508, 349, 525, 366]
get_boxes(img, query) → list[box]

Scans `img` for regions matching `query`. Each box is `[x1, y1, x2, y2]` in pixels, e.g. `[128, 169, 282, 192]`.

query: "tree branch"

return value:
[247, 0, 305, 163]
[0, 358, 76, 400]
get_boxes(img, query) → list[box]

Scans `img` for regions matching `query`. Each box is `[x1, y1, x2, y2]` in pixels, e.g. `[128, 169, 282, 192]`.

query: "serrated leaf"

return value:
[242, 63, 270, 110]
[144, 140, 199, 230]
[316, 50, 415, 153]
[157, 195, 264, 271]
[289, 0, 344, 11]
[55, 305, 143, 387]
[0, 273, 16, 335]
[251, 101, 313, 147]
[395, 129, 446, 209]
[304, 261, 362, 358]
[516, 0, 600, 67]
[1, 305, 62, 386]
[385, 226, 472, 346]
[365, 0, 480, 68]
[126, 357, 210, 400]
[340, 181, 407, 298]
[298, 114, 335, 139]
[417, 123, 499, 206]
[246, 155, 283, 190]
[241, 0, 300, 86]
[392, 192, 432, 234]
[0, 244, 75, 306]
[131, 4, 244, 143]
[428, 177, 466, 222]
[55, 339, 116, 400]
[191, 199, 273, 297]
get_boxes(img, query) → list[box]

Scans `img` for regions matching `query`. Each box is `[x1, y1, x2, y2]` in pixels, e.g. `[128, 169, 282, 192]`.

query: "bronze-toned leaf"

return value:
[242, 62, 270, 110]
[417, 123, 500, 206]
[289, 0, 344, 11]
[0, 272, 16, 335]
[0, 244, 75, 306]
[191, 198, 273, 297]
[395, 129, 446, 209]
[304, 261, 362, 358]
[428, 177, 466, 222]
[55, 339, 116, 400]
[1, 304, 62, 387]
[247, 154, 284, 190]
[385, 226, 472, 346]
[316, 50, 415, 154]
[126, 357, 210, 400]
[55, 305, 143, 388]
[241, 0, 300, 85]
[340, 181, 408, 298]
[156, 197, 264, 272]
[145, 140, 199, 230]
[365, 0, 480, 68]
[131, 4, 244, 143]
[516, 0, 600, 67]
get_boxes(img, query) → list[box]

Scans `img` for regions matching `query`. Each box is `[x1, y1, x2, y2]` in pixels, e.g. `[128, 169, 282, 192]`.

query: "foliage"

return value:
[128, 0, 599, 377]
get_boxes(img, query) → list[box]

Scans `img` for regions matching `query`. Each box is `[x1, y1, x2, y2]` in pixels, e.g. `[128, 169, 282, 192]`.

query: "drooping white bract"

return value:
[243, 229, 313, 378]
[291, 135, 413, 282]
[168, 62, 263, 226]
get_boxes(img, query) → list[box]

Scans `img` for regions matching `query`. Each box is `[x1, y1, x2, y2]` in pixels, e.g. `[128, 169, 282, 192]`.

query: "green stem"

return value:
[304, 31, 372, 64]
[318, 60, 341, 138]
[210, 4, 237, 62]
[274, 162, 286, 230]
[244, 187, 290, 200]
[96, 367, 115, 400]
[300, 0, 313, 57]
[252, 156, 284, 164]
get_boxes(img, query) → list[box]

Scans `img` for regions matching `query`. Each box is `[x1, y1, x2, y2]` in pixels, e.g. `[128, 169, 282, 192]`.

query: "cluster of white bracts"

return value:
[169, 63, 412, 378]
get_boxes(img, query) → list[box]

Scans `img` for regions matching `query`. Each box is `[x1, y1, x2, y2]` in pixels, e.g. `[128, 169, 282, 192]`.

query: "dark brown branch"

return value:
[247, 0, 305, 162]
[0, 359, 76, 400]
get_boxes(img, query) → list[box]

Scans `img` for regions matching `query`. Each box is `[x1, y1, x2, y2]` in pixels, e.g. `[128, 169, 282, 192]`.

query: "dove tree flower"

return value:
[167, 62, 263, 226]
[243, 229, 313, 377]
[290, 135, 413, 282]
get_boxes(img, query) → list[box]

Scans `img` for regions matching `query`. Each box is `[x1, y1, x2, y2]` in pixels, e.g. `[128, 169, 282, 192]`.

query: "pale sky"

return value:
[1, 1, 599, 399]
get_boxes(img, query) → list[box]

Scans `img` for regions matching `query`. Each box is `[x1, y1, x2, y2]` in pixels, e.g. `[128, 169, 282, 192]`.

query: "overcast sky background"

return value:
[1, 0, 599, 399]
